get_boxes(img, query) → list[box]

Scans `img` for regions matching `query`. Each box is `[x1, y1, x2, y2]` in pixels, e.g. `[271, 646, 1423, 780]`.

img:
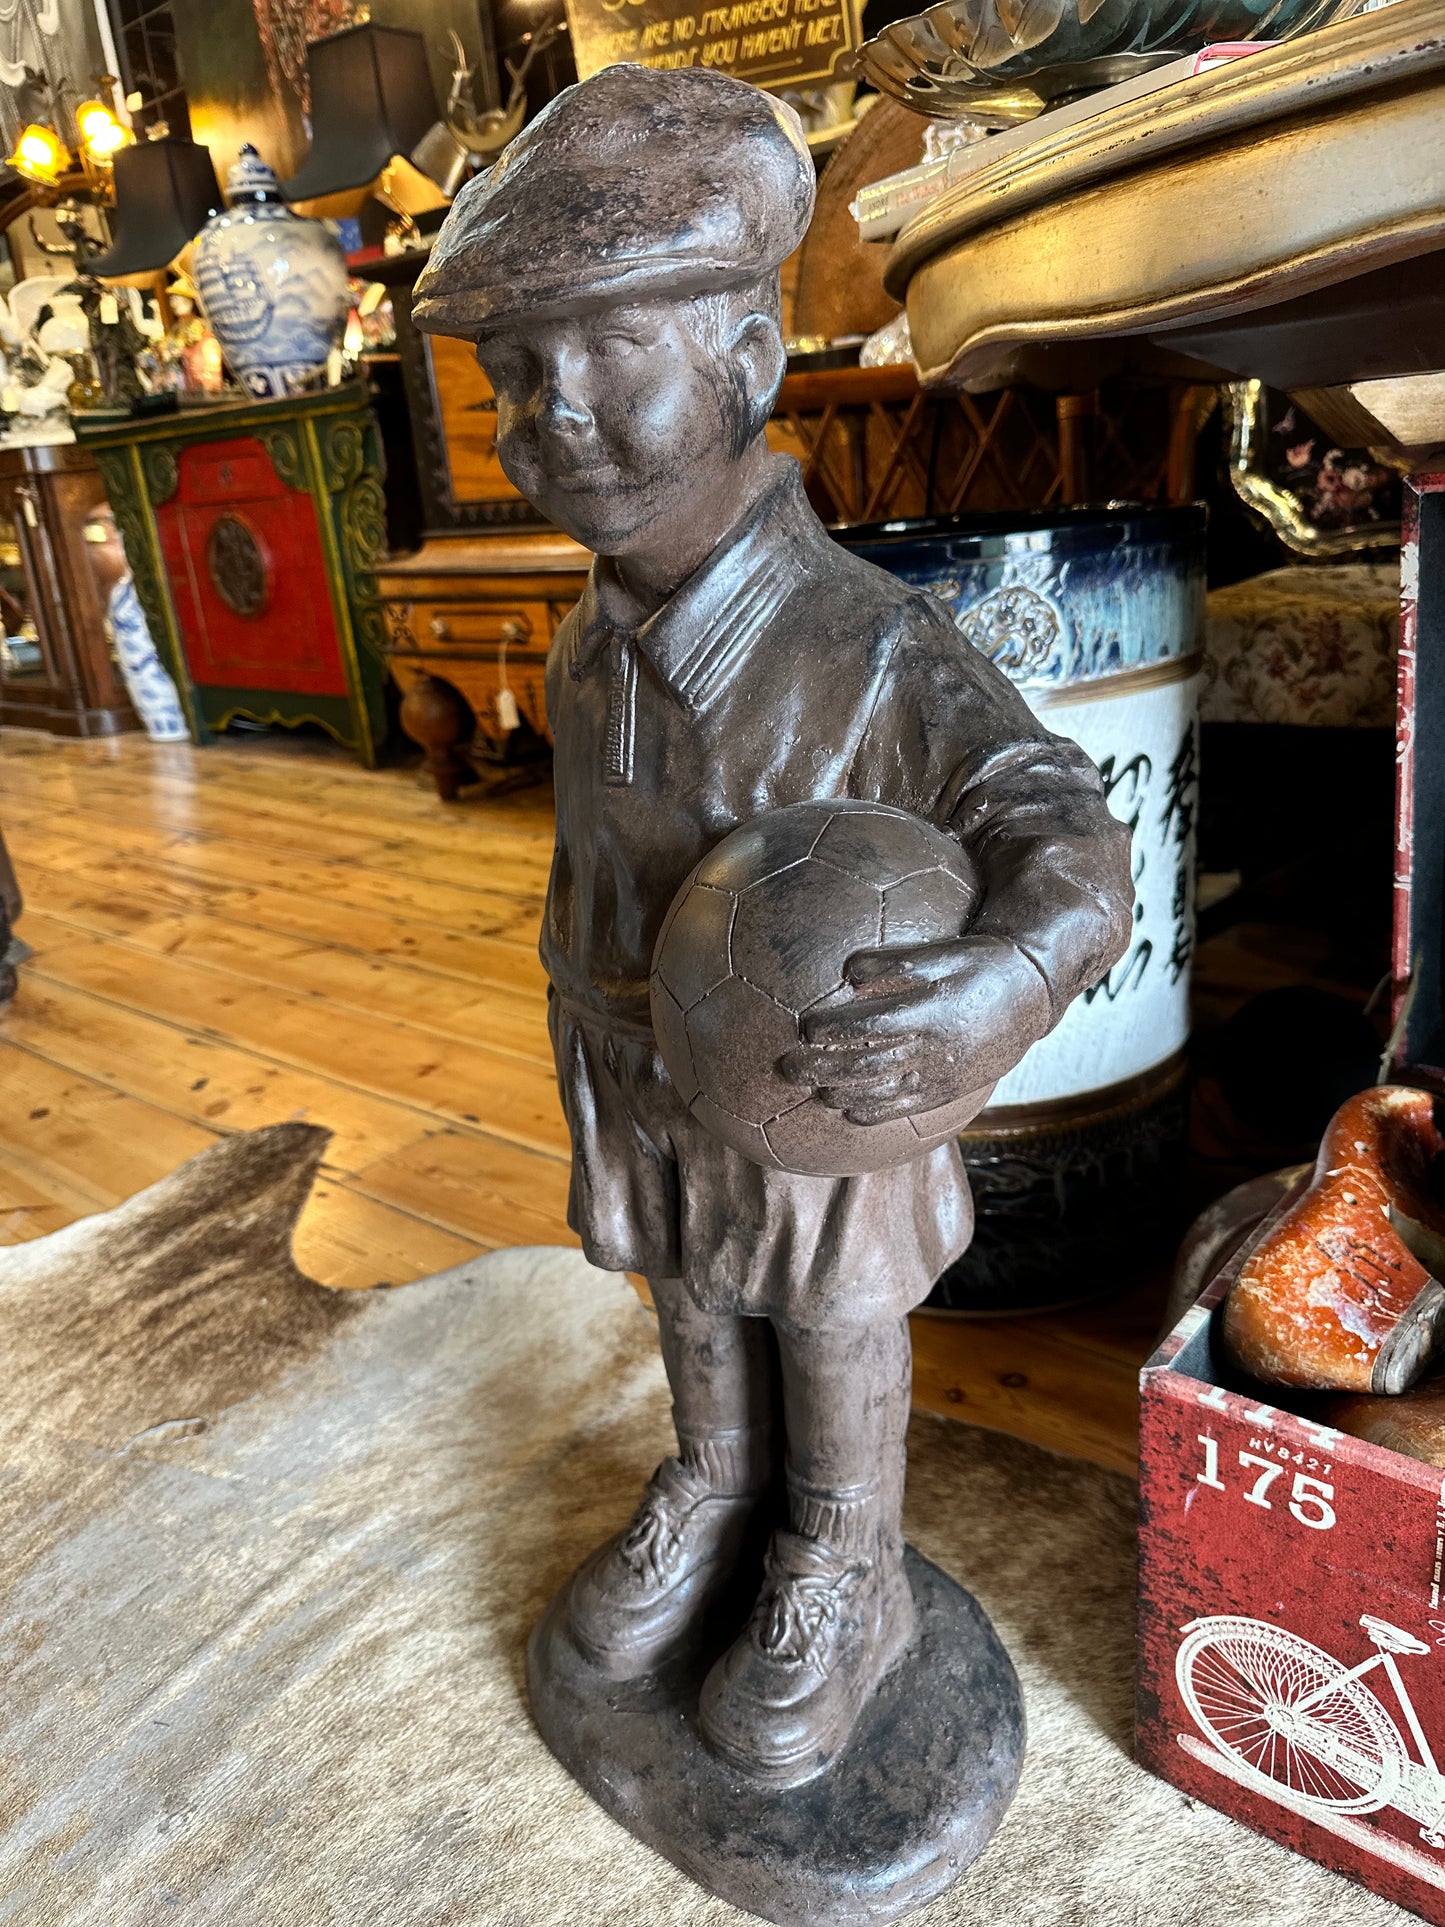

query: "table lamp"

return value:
[281, 22, 448, 219]
[87, 138, 222, 282]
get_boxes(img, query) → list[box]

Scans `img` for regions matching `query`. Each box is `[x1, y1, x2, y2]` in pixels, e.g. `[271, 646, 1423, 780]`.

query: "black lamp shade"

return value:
[281, 24, 439, 203]
[89, 139, 222, 279]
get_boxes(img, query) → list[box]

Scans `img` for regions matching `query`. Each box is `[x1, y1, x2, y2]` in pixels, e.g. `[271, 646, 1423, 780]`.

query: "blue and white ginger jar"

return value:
[193, 145, 349, 400]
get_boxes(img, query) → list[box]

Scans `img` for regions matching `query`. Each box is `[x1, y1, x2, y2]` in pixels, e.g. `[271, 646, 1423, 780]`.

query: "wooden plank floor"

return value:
[0, 726, 1159, 1475]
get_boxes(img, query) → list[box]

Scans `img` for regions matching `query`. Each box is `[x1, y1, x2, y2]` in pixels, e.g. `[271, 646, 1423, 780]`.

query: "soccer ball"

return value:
[649, 800, 990, 1177]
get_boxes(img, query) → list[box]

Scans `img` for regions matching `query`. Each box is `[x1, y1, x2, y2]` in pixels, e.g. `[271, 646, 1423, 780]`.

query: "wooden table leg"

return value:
[399, 674, 476, 802]
[1055, 391, 1096, 505]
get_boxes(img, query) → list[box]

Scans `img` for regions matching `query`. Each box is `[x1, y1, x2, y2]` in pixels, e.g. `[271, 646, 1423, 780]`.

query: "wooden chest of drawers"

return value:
[376, 530, 590, 797]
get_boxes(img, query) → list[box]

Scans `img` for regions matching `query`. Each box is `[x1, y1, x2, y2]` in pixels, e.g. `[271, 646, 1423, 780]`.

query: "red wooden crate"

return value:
[1138, 1225, 1445, 1923]
[1138, 470, 1445, 1920]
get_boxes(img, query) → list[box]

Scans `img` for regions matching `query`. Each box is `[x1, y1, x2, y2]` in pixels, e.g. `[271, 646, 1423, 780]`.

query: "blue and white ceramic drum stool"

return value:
[845, 505, 1206, 1312]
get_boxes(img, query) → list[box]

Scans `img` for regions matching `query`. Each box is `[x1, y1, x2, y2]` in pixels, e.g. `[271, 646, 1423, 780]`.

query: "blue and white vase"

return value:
[107, 574, 189, 742]
[193, 146, 349, 400]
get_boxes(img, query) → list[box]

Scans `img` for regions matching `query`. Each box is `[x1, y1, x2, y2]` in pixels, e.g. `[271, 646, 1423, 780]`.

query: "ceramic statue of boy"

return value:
[414, 64, 1134, 1925]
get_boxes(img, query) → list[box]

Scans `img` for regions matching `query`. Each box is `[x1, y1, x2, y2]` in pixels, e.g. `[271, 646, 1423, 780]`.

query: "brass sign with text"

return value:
[564, 0, 858, 93]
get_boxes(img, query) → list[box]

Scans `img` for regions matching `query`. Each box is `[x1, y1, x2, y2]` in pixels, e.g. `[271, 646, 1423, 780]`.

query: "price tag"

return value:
[99, 293, 120, 326]
[496, 686, 520, 732]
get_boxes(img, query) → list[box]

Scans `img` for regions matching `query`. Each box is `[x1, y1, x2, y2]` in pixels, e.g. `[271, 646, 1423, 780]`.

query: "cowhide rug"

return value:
[0, 1125, 1412, 1926]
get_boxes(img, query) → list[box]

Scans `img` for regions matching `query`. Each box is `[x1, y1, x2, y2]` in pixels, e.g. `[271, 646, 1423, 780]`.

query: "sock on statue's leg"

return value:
[778, 1312, 911, 1570]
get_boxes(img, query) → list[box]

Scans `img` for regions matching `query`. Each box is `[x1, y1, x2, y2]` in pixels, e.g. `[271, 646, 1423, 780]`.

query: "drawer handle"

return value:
[429, 615, 451, 640]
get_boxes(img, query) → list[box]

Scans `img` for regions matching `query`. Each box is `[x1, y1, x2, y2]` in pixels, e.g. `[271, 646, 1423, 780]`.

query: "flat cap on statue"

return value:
[410, 64, 816, 338]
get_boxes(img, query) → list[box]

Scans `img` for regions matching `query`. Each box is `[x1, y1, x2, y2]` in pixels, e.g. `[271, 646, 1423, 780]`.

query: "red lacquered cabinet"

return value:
[156, 436, 351, 699]
[76, 385, 388, 762]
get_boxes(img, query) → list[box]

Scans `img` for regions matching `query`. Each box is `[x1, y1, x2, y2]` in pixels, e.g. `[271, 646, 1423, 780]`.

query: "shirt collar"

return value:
[569, 459, 815, 710]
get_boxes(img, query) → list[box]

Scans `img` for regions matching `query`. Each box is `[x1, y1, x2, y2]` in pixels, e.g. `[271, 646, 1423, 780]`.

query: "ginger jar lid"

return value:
[224, 144, 285, 207]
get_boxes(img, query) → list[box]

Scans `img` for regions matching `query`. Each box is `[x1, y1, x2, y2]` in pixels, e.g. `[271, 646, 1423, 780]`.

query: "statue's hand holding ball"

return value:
[650, 801, 1038, 1177]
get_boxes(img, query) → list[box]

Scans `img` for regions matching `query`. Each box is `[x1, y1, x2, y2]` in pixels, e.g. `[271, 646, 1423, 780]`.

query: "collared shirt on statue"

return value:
[544, 459, 1123, 1030]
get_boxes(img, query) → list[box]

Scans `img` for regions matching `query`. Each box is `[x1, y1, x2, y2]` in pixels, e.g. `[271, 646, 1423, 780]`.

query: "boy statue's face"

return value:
[476, 297, 766, 558]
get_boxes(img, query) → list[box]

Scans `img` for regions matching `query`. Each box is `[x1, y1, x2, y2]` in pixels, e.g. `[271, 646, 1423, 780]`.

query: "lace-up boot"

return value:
[569, 1425, 773, 1677]
[697, 1482, 914, 1787]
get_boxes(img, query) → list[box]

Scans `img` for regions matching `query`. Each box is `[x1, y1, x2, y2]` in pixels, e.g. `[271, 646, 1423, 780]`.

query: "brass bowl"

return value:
[854, 0, 1371, 121]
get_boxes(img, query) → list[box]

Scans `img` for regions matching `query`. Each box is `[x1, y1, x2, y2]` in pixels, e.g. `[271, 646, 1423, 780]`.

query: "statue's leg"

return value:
[568, 1275, 780, 1677]
[651, 1274, 779, 1477]
[697, 1312, 915, 1786]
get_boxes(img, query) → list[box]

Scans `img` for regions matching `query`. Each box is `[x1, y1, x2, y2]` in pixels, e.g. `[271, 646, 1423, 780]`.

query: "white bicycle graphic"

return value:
[1176, 1612, 1445, 1855]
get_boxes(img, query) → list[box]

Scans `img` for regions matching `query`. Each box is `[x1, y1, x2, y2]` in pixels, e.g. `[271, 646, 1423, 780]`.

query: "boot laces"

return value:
[618, 1460, 710, 1586]
[755, 1545, 859, 1662]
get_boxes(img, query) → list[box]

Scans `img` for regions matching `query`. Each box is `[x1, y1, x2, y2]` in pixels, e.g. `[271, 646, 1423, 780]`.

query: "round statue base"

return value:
[526, 1546, 1024, 1927]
